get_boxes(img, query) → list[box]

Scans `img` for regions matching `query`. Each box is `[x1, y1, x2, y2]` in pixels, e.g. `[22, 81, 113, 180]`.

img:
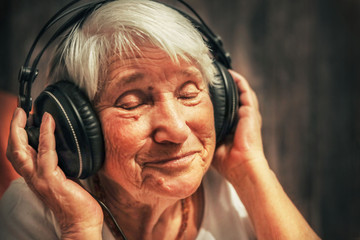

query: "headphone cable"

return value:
[91, 193, 128, 240]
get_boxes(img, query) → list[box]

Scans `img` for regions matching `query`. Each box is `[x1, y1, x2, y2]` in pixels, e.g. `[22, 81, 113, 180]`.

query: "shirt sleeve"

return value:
[0, 178, 61, 240]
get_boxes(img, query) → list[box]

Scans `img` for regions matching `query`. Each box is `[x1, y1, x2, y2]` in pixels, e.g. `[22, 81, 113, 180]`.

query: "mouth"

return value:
[142, 151, 199, 169]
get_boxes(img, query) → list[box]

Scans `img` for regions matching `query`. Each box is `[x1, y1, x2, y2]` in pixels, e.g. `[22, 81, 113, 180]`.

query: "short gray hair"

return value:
[48, 0, 216, 100]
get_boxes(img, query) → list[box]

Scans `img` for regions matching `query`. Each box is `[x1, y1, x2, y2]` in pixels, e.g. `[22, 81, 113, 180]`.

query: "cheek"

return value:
[102, 118, 140, 153]
[187, 99, 216, 157]
[196, 105, 215, 133]
[99, 110, 147, 184]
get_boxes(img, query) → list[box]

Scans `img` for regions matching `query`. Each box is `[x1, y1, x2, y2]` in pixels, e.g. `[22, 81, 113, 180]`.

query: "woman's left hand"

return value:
[212, 70, 268, 182]
[212, 71, 321, 240]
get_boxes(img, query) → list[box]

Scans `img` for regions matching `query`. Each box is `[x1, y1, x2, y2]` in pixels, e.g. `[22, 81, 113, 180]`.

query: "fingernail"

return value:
[40, 113, 52, 132]
[13, 107, 22, 118]
[42, 112, 49, 123]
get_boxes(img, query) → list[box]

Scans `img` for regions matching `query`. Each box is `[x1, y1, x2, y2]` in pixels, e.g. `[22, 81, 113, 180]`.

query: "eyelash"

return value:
[115, 82, 202, 110]
[179, 92, 199, 99]
[115, 91, 147, 110]
[119, 103, 144, 110]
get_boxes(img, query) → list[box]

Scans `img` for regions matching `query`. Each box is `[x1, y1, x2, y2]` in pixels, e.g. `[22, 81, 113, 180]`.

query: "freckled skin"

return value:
[94, 47, 216, 204]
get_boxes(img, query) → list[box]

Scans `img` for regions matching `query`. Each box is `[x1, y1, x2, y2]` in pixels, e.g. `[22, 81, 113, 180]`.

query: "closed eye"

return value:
[178, 81, 201, 104]
[115, 90, 147, 110]
[179, 91, 199, 99]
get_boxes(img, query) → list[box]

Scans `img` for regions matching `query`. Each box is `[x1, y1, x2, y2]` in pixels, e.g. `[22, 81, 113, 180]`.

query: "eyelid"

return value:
[178, 81, 202, 102]
[179, 81, 201, 92]
[115, 90, 147, 110]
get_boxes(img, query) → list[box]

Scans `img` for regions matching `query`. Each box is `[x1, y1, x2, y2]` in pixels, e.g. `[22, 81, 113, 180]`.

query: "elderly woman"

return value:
[0, 0, 319, 239]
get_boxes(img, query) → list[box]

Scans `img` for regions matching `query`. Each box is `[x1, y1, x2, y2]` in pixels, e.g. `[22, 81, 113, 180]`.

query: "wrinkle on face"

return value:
[95, 47, 216, 203]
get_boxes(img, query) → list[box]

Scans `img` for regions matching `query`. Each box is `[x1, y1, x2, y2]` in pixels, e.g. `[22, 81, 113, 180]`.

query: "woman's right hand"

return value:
[6, 108, 103, 239]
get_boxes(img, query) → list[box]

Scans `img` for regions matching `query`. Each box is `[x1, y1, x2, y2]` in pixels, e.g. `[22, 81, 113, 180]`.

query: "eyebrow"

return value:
[121, 72, 145, 85]
[179, 68, 202, 78]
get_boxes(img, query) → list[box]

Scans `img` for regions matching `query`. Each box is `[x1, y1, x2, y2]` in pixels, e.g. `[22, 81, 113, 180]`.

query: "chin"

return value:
[142, 164, 208, 200]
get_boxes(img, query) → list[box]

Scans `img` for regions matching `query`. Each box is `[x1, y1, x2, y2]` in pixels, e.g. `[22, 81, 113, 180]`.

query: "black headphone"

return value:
[19, 0, 239, 179]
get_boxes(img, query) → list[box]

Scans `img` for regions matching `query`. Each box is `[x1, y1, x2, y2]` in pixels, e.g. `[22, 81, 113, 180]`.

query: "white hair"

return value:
[48, 0, 216, 100]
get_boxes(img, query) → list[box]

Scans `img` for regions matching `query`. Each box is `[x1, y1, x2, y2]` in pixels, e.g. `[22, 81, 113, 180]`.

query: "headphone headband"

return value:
[22, 0, 238, 183]
[18, 0, 232, 117]
[19, 0, 113, 115]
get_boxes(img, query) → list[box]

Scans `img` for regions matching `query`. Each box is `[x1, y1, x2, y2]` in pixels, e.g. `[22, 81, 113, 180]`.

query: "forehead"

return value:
[106, 47, 203, 87]
[108, 46, 189, 71]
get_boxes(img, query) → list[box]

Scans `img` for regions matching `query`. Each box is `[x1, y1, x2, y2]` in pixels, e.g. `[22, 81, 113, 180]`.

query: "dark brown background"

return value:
[1, 0, 359, 239]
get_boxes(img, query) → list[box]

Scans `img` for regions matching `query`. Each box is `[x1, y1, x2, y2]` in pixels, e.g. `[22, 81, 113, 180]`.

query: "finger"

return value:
[249, 90, 259, 110]
[240, 91, 257, 107]
[239, 105, 262, 126]
[229, 69, 251, 93]
[229, 70, 260, 109]
[250, 89, 260, 110]
[8, 108, 27, 147]
[37, 112, 59, 177]
[6, 108, 36, 176]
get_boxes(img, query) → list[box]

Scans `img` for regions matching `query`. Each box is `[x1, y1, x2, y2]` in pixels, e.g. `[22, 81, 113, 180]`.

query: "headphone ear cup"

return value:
[210, 61, 239, 143]
[32, 81, 104, 179]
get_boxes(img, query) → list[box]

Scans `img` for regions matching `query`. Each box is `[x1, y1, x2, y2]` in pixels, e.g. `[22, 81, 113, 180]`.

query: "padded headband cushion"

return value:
[33, 81, 104, 178]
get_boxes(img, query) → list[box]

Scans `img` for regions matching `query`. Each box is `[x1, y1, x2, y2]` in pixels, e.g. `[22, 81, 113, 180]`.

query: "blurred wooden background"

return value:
[1, 0, 359, 239]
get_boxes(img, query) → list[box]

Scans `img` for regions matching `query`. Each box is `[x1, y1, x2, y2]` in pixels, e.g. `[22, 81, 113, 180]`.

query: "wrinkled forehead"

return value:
[106, 46, 204, 81]
[92, 46, 206, 103]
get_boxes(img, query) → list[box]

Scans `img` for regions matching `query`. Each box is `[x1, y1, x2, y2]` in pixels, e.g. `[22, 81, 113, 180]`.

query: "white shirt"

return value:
[0, 168, 255, 239]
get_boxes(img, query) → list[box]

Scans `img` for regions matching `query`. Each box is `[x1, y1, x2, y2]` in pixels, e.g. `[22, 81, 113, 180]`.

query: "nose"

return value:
[151, 100, 190, 144]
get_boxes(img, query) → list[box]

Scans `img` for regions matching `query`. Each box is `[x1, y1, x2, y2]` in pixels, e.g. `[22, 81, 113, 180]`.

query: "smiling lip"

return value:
[142, 151, 199, 169]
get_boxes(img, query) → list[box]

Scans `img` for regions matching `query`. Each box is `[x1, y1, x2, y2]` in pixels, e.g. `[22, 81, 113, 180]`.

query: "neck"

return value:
[92, 173, 203, 240]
